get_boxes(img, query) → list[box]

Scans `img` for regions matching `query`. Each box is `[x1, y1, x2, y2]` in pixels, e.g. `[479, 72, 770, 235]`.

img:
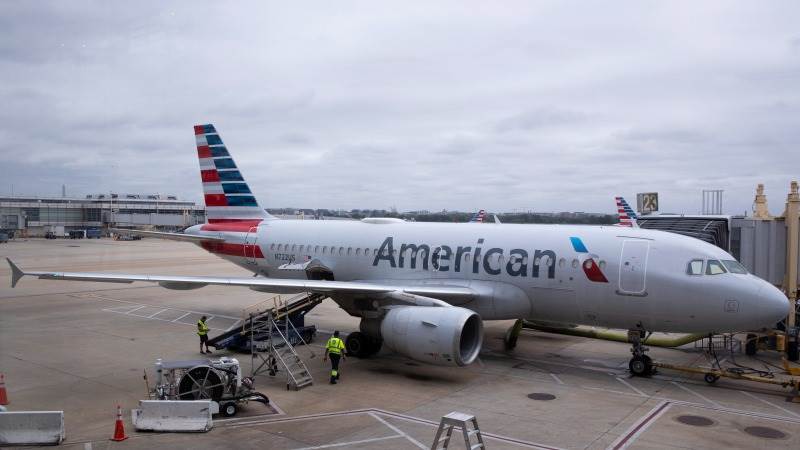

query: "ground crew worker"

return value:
[323, 330, 346, 384]
[197, 316, 212, 354]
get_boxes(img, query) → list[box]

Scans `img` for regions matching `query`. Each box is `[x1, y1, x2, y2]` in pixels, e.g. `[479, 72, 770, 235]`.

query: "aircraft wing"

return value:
[109, 228, 225, 243]
[6, 258, 474, 300]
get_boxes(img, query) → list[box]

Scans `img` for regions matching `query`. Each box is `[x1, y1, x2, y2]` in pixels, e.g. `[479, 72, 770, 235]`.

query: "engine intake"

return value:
[379, 306, 483, 366]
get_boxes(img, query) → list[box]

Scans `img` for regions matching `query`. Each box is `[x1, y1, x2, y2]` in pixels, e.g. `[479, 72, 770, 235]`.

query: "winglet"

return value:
[7, 258, 24, 288]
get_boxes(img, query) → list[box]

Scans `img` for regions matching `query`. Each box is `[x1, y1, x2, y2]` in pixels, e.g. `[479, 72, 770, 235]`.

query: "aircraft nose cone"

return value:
[758, 283, 789, 327]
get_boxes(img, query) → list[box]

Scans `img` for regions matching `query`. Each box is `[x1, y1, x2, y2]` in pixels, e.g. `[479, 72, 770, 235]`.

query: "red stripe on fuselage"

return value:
[201, 170, 220, 182]
[200, 242, 264, 258]
[204, 194, 228, 206]
[201, 221, 262, 232]
[582, 258, 609, 282]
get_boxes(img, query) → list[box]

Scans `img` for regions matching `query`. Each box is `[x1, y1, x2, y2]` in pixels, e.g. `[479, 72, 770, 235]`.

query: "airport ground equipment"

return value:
[208, 292, 324, 391]
[431, 411, 485, 450]
[207, 292, 324, 351]
[148, 357, 269, 417]
[249, 310, 316, 391]
[0, 411, 65, 446]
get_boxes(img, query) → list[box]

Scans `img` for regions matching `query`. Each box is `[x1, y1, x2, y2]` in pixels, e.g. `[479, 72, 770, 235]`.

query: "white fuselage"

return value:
[186, 219, 787, 334]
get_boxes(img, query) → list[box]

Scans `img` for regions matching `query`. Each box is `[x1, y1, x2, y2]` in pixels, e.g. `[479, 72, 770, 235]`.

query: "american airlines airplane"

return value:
[615, 196, 639, 228]
[7, 124, 788, 376]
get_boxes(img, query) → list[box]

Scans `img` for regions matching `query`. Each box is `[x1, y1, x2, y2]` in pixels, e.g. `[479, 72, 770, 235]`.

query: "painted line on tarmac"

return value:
[294, 434, 402, 450]
[549, 373, 565, 385]
[222, 408, 560, 449]
[369, 412, 427, 449]
[607, 400, 671, 450]
[615, 377, 647, 397]
[670, 381, 722, 408]
[739, 390, 800, 418]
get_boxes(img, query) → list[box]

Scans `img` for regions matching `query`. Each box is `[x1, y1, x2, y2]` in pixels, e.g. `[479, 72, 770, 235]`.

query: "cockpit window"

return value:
[722, 260, 748, 274]
[705, 259, 727, 275]
[686, 259, 704, 275]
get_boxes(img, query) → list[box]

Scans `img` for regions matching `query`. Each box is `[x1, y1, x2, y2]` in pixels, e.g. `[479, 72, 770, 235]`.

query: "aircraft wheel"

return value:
[366, 337, 383, 356]
[629, 355, 653, 377]
[345, 332, 370, 358]
[704, 373, 719, 384]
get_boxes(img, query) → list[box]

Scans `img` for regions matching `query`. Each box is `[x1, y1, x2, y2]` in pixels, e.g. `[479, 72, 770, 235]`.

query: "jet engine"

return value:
[378, 306, 483, 366]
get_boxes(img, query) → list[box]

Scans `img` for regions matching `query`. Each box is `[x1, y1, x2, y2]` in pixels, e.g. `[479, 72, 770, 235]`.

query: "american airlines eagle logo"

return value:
[569, 237, 608, 283]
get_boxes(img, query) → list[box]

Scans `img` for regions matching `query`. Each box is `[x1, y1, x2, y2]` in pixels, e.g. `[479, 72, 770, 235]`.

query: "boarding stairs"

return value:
[431, 412, 485, 450]
[251, 313, 316, 390]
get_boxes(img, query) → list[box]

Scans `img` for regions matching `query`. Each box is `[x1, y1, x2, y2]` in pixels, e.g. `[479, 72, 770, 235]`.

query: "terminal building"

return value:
[0, 193, 205, 237]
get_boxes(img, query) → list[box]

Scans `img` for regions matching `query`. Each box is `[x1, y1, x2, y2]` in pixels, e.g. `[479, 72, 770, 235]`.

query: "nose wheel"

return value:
[628, 328, 654, 377]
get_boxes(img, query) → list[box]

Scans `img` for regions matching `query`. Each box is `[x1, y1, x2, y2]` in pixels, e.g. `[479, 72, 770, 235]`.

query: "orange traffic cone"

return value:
[0, 373, 8, 405]
[110, 404, 128, 441]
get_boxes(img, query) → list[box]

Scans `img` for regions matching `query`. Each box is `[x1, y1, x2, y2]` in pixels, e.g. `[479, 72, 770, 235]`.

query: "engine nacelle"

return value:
[379, 306, 483, 366]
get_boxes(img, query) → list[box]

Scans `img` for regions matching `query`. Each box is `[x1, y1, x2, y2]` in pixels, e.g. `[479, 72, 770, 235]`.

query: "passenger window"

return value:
[572, 259, 579, 269]
[599, 260, 606, 270]
[356, 248, 361, 255]
[347, 247, 352, 255]
[558, 258, 565, 268]
[298, 245, 304, 252]
[339, 248, 344, 256]
[706, 260, 727, 275]
[270, 243, 275, 250]
[687, 259, 704, 275]
[315, 246, 319, 253]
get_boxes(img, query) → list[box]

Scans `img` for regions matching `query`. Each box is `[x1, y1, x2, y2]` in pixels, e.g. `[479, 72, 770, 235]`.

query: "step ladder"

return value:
[264, 315, 314, 390]
[431, 412, 485, 450]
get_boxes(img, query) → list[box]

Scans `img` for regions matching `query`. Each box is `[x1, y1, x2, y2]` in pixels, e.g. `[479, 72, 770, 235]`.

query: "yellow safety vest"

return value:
[326, 337, 345, 355]
[197, 320, 209, 336]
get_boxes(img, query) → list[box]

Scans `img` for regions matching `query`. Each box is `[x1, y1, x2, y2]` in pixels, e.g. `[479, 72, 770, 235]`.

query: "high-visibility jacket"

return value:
[326, 337, 345, 355]
[197, 320, 209, 336]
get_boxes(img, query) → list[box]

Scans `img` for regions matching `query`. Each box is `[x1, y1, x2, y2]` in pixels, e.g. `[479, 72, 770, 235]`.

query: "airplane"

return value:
[7, 124, 788, 377]
[468, 210, 501, 224]
[615, 196, 639, 228]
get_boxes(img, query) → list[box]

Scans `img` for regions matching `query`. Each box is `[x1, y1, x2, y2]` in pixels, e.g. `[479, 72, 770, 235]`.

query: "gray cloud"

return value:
[1, 1, 798, 216]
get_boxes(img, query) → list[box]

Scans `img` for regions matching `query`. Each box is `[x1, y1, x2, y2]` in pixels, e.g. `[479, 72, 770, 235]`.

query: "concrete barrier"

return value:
[0, 411, 65, 446]
[132, 400, 213, 432]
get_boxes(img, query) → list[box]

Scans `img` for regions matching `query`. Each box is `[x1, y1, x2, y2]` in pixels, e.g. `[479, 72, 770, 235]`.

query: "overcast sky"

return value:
[1, 1, 798, 214]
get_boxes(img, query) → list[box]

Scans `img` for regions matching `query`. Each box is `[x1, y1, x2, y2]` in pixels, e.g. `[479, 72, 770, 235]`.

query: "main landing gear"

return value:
[628, 329, 654, 377]
[345, 332, 383, 358]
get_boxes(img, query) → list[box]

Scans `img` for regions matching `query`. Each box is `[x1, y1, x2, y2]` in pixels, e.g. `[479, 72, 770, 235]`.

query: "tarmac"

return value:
[1, 238, 800, 449]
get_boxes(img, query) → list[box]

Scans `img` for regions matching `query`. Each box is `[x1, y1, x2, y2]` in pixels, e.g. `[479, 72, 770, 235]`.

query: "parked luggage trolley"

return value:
[147, 357, 269, 417]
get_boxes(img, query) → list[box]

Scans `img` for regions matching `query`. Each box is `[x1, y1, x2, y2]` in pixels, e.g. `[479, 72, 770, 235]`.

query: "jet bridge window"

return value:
[722, 260, 748, 274]
[686, 259, 704, 275]
[706, 259, 727, 275]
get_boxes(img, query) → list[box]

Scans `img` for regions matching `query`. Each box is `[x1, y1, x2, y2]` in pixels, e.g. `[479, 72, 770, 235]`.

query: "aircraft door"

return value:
[244, 226, 258, 266]
[618, 240, 649, 296]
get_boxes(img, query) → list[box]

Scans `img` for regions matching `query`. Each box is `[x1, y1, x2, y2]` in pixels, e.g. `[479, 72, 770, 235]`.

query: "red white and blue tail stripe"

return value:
[194, 124, 273, 225]
[469, 210, 487, 223]
[615, 196, 638, 228]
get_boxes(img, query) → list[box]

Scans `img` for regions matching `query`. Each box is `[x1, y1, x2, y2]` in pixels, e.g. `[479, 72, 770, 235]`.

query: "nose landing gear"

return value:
[628, 329, 654, 377]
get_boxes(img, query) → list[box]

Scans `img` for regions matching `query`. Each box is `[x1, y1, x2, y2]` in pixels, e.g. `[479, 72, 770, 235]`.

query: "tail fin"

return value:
[615, 196, 638, 228]
[469, 210, 487, 223]
[194, 124, 273, 224]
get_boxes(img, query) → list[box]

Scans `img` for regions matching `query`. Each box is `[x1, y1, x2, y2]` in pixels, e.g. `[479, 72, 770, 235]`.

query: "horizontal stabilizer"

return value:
[110, 228, 225, 243]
